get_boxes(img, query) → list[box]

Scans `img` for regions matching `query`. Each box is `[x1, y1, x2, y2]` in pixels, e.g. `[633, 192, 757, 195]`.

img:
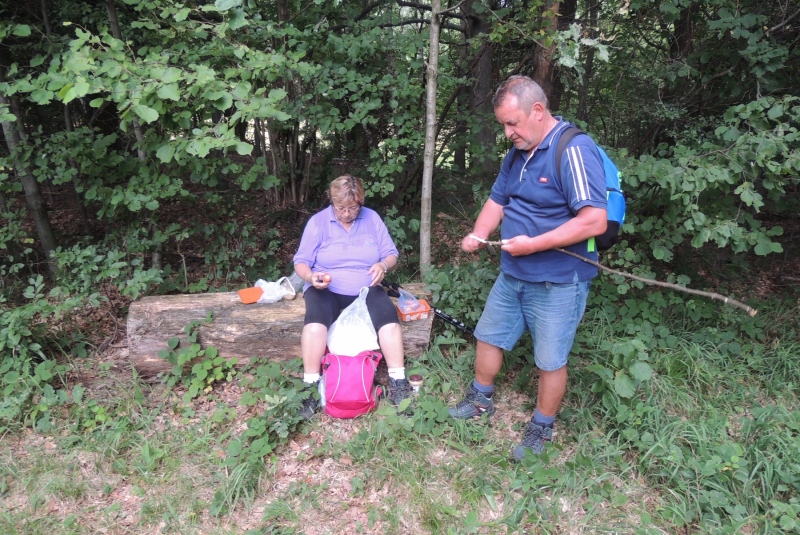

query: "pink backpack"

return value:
[320, 351, 383, 418]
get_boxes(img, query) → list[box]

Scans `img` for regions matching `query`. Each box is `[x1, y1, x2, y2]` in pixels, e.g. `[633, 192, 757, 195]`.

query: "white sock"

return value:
[303, 373, 320, 384]
[388, 367, 406, 380]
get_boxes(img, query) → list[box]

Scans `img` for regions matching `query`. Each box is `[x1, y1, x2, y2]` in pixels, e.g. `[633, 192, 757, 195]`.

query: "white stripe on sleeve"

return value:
[566, 146, 590, 201]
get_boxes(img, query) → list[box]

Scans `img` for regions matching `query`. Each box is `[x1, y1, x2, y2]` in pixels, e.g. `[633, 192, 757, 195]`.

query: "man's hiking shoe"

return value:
[512, 421, 553, 460]
[448, 384, 496, 419]
[298, 382, 320, 420]
[388, 378, 413, 413]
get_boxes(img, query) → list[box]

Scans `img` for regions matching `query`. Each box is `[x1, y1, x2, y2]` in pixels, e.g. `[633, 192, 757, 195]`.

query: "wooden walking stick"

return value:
[476, 237, 758, 317]
[554, 248, 757, 317]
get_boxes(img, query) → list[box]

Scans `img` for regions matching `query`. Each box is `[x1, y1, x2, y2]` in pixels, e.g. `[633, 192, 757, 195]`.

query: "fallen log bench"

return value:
[127, 283, 433, 377]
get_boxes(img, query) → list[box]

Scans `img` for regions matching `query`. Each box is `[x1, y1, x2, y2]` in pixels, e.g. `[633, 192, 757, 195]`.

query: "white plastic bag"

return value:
[327, 287, 379, 355]
[255, 277, 296, 304]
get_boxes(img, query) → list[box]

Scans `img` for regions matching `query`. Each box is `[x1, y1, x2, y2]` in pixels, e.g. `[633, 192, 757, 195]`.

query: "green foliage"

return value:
[157, 313, 237, 405]
[621, 96, 797, 263]
[52, 242, 163, 300]
[0, 274, 88, 431]
[424, 261, 499, 336]
[220, 359, 306, 508]
[564, 287, 800, 533]
[586, 337, 654, 404]
[195, 221, 283, 284]
[381, 206, 419, 260]
[0, 232, 167, 430]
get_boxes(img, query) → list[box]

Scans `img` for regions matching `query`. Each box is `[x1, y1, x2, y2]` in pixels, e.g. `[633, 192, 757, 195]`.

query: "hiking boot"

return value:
[448, 384, 496, 419]
[298, 382, 320, 420]
[388, 378, 413, 413]
[512, 421, 553, 460]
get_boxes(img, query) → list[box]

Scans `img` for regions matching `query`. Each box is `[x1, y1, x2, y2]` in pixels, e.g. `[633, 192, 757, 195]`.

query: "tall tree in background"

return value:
[0, 68, 58, 276]
[420, 0, 443, 275]
[463, 0, 499, 178]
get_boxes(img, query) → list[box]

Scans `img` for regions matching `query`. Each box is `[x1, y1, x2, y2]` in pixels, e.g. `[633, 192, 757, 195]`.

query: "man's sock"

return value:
[472, 379, 494, 399]
[303, 373, 320, 384]
[533, 408, 555, 427]
[388, 367, 406, 381]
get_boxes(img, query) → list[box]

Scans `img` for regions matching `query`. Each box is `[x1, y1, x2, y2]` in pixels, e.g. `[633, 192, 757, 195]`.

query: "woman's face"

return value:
[332, 201, 361, 224]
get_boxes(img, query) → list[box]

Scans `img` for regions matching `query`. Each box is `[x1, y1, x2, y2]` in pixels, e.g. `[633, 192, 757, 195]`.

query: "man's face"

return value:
[494, 95, 544, 152]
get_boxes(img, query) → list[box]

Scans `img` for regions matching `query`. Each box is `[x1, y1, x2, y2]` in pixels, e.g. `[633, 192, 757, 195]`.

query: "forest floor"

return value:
[2, 177, 799, 534]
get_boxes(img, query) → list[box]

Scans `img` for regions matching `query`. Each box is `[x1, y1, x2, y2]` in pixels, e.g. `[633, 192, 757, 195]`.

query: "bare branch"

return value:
[556, 248, 758, 316]
[438, 0, 465, 16]
[329, 1, 386, 32]
[397, 0, 467, 19]
[767, 5, 800, 36]
[378, 18, 463, 32]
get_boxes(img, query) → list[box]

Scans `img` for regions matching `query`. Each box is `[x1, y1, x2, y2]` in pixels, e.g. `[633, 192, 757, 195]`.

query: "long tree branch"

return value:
[397, 0, 467, 19]
[329, 1, 385, 32]
[377, 19, 463, 32]
[481, 240, 758, 316]
[555, 248, 758, 316]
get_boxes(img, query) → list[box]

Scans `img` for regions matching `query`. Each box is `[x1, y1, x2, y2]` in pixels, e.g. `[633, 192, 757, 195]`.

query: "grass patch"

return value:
[1, 293, 799, 533]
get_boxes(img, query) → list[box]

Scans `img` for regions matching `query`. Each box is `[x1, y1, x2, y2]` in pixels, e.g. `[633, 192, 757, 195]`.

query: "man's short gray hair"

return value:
[492, 75, 548, 113]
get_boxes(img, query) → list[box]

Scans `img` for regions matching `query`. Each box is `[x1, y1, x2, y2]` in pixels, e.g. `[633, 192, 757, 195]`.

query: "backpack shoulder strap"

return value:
[554, 124, 600, 252]
[554, 125, 585, 183]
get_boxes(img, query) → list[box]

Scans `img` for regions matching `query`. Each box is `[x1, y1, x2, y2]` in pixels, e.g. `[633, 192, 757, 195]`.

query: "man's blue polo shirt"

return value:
[489, 119, 608, 283]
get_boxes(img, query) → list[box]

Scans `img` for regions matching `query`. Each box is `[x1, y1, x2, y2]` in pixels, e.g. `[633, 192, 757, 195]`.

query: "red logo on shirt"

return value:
[539, 177, 549, 183]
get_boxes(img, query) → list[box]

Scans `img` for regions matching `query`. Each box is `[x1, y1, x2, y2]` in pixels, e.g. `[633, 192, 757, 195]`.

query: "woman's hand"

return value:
[368, 262, 388, 287]
[309, 272, 332, 289]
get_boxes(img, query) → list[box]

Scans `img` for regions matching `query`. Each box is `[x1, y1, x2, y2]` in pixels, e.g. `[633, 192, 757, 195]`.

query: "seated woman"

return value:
[293, 174, 411, 419]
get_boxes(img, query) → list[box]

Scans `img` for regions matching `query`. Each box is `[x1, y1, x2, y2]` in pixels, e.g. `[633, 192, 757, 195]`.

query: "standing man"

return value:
[449, 75, 608, 460]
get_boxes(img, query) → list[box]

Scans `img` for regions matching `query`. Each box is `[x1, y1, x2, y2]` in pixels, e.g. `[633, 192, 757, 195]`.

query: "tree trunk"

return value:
[420, 0, 442, 276]
[64, 103, 92, 232]
[106, 0, 147, 162]
[41, 0, 90, 233]
[0, 91, 58, 275]
[40, 0, 52, 35]
[126, 284, 434, 378]
[534, 0, 576, 112]
[465, 1, 497, 178]
[253, 119, 264, 158]
[301, 132, 315, 204]
[265, 119, 284, 204]
[576, 0, 598, 122]
[9, 94, 27, 142]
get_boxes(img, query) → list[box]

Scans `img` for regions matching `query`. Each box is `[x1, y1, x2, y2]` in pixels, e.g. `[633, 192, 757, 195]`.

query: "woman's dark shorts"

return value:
[303, 285, 398, 332]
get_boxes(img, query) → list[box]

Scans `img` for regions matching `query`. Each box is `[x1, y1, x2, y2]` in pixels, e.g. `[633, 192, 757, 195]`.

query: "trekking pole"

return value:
[429, 308, 474, 336]
[382, 281, 475, 336]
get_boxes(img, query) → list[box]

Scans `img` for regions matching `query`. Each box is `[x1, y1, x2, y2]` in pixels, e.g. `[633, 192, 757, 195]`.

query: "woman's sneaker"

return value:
[448, 384, 496, 419]
[388, 378, 413, 414]
[512, 421, 553, 460]
[298, 382, 320, 420]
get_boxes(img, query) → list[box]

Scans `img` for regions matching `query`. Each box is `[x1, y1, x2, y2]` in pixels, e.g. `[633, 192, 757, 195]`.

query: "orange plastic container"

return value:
[237, 286, 264, 304]
[395, 299, 431, 322]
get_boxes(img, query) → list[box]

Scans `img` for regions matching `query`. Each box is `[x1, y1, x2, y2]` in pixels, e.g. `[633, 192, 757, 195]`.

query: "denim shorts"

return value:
[474, 272, 590, 371]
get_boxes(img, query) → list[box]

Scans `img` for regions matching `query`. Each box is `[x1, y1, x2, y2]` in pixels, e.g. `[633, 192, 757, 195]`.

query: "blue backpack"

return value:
[555, 126, 625, 251]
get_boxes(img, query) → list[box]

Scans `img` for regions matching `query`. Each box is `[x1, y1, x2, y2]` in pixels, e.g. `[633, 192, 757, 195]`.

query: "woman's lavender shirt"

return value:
[293, 206, 399, 296]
